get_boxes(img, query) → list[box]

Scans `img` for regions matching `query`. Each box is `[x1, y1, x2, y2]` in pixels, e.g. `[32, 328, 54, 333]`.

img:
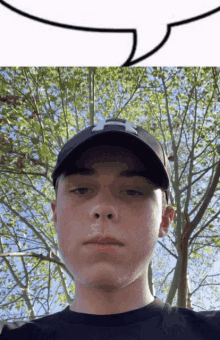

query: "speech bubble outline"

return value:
[0, 0, 220, 66]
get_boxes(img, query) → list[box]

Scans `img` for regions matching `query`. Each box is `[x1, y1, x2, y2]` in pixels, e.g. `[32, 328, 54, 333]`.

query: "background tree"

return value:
[0, 67, 220, 322]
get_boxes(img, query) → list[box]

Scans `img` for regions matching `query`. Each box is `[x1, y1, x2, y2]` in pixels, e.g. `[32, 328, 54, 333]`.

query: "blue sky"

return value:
[0, 71, 220, 321]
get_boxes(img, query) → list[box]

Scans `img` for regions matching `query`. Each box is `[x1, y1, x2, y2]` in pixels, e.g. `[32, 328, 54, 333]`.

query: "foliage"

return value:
[0, 67, 220, 321]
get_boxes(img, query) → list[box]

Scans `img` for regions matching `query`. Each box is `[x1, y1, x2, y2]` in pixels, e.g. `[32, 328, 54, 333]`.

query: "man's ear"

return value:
[158, 206, 176, 238]
[51, 200, 57, 227]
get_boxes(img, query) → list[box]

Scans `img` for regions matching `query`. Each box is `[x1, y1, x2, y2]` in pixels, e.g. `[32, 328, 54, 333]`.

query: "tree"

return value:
[0, 67, 220, 322]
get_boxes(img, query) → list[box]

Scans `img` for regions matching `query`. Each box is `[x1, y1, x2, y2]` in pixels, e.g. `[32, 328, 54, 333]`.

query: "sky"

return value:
[0, 71, 220, 321]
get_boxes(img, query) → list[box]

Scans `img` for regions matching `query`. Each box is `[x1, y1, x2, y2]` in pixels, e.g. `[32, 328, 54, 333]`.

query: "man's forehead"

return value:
[77, 144, 144, 166]
[63, 145, 156, 184]
[63, 166, 156, 187]
[67, 167, 142, 176]
[75, 145, 144, 171]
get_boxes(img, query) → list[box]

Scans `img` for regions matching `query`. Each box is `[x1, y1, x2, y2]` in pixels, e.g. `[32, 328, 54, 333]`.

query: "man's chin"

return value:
[92, 282, 118, 293]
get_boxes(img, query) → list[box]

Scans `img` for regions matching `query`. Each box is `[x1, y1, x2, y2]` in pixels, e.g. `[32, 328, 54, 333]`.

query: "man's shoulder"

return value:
[0, 319, 31, 339]
[0, 320, 28, 332]
[189, 308, 220, 327]
[149, 297, 220, 339]
[0, 307, 67, 339]
[166, 303, 220, 321]
[161, 303, 220, 335]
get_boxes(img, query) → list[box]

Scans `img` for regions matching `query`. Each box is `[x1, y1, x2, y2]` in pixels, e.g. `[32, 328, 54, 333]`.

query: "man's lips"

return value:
[85, 243, 122, 253]
[84, 236, 124, 246]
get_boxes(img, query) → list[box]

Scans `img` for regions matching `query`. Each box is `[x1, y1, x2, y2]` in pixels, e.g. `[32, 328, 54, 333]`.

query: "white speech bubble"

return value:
[1, 0, 220, 65]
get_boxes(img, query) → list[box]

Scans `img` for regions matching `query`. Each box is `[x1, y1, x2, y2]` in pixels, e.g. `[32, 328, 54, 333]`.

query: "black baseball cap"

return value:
[52, 118, 172, 203]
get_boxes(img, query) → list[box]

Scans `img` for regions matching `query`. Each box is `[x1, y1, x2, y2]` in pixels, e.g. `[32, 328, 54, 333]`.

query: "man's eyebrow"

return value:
[66, 168, 154, 183]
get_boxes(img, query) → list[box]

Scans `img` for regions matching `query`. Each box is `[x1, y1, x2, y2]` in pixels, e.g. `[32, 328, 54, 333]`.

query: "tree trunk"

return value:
[88, 68, 95, 125]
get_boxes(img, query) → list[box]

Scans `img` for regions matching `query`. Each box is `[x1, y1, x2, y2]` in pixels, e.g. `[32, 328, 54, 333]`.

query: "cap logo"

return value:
[92, 119, 138, 135]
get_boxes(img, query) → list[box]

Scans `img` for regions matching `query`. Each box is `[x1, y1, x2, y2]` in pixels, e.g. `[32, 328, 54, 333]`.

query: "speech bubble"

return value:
[0, 0, 220, 66]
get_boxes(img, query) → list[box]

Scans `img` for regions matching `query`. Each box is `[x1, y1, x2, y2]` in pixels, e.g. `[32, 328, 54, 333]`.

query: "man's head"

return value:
[51, 144, 176, 294]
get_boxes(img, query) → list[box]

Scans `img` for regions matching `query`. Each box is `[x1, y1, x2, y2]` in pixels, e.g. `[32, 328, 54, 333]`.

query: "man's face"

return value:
[51, 144, 167, 292]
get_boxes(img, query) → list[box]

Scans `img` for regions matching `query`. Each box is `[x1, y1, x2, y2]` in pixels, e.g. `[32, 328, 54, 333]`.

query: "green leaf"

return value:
[31, 137, 39, 145]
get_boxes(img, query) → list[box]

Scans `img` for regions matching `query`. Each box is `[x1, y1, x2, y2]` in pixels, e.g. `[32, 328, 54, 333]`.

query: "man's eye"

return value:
[69, 188, 144, 196]
[70, 188, 89, 195]
[124, 190, 144, 196]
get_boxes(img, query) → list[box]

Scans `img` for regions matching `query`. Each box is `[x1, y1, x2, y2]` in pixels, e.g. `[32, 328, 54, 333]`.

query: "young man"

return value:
[1, 118, 220, 339]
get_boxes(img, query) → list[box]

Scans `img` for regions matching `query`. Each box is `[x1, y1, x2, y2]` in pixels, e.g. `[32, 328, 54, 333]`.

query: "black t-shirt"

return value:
[1, 296, 220, 339]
